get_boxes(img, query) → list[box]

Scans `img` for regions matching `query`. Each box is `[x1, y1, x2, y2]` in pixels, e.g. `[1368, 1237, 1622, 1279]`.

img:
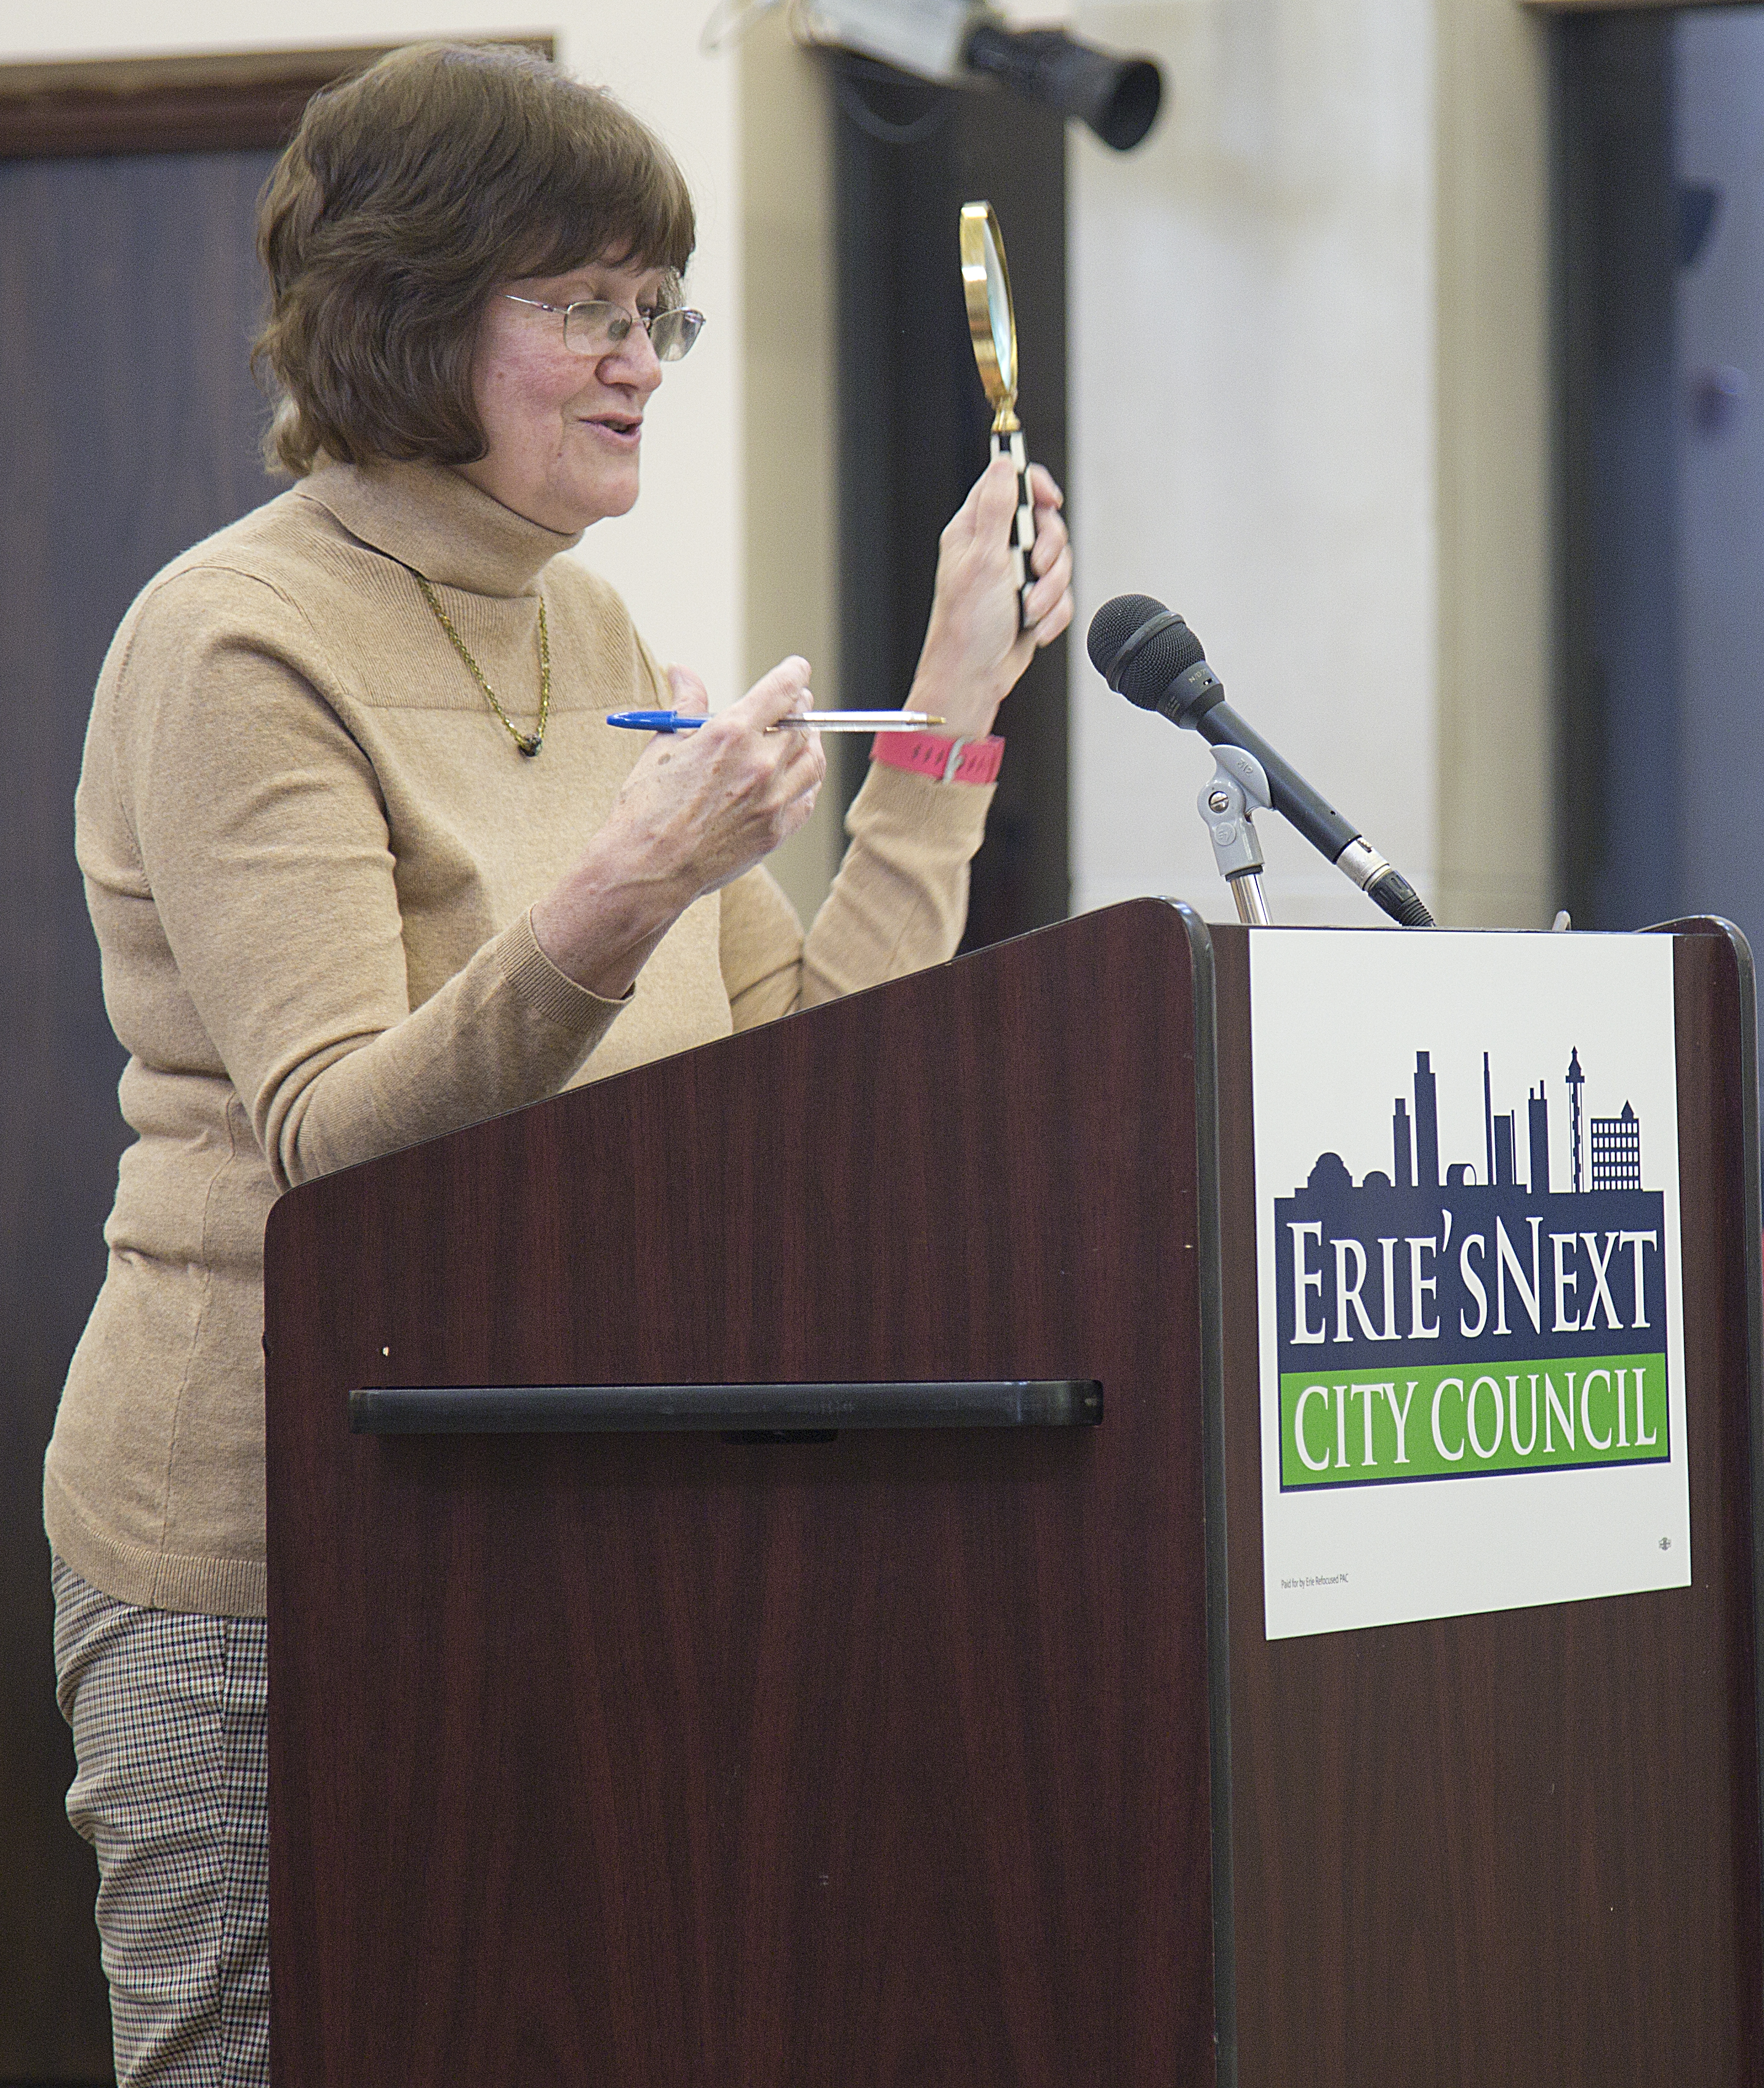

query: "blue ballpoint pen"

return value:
[605, 709, 943, 734]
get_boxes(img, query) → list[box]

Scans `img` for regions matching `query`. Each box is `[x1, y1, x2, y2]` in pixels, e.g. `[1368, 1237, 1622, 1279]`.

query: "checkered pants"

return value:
[52, 1557, 270, 2088]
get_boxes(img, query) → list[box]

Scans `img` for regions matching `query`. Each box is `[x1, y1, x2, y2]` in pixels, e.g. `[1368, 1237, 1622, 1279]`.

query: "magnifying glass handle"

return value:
[995, 427, 1035, 630]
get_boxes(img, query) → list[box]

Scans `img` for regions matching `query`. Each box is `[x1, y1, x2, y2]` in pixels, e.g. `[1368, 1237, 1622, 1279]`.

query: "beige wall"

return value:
[1435, 0, 1554, 927]
[1068, 0, 1554, 930]
[1070, 0, 1439, 926]
[736, 11, 844, 920]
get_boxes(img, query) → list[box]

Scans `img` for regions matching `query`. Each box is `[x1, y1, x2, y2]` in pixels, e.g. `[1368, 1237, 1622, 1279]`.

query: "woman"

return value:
[42, 38, 1070, 2088]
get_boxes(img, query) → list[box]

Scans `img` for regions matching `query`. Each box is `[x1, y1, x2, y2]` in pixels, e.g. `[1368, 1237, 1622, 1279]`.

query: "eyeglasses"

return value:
[500, 293, 705, 363]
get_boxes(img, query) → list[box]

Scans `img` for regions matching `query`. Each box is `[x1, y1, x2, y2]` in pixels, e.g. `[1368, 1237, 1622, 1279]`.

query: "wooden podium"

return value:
[264, 903, 1764, 2086]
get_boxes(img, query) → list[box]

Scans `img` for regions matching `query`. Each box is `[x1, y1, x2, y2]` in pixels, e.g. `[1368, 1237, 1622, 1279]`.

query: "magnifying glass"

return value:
[960, 200, 1036, 629]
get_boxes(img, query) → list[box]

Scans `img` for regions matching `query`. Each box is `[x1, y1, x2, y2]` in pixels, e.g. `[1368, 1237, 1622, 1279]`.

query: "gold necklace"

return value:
[416, 574, 551, 757]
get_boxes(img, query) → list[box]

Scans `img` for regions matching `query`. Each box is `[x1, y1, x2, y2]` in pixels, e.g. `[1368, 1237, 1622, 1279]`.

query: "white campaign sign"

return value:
[1250, 930, 1689, 1640]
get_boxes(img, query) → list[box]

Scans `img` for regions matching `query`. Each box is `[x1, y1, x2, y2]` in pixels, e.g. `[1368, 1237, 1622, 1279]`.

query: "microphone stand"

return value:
[1198, 744, 1273, 925]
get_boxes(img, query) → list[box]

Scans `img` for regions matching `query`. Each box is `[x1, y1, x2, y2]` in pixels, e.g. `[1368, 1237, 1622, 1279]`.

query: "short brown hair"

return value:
[254, 42, 696, 476]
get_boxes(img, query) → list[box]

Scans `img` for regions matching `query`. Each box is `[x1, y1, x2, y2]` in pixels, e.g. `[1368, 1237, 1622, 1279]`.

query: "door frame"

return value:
[0, 38, 553, 160]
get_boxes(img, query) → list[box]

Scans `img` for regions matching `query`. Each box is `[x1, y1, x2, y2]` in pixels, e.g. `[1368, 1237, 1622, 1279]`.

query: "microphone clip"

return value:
[1199, 745, 1273, 926]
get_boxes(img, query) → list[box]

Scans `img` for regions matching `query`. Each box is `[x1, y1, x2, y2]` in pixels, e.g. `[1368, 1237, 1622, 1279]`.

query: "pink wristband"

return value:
[870, 731, 1004, 787]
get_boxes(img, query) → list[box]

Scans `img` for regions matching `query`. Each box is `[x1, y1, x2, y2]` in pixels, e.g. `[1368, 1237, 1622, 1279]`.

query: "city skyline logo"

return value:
[1273, 1044, 1668, 1493]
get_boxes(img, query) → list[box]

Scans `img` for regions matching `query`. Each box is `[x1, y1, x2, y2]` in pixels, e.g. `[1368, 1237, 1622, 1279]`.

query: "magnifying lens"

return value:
[960, 200, 1036, 629]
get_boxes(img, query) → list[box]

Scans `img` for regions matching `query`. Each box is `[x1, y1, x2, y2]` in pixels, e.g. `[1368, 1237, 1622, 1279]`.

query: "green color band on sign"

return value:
[1278, 1354, 1669, 1490]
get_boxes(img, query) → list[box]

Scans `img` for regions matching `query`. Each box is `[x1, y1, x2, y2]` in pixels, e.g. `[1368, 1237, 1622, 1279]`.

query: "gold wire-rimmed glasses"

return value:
[500, 293, 705, 363]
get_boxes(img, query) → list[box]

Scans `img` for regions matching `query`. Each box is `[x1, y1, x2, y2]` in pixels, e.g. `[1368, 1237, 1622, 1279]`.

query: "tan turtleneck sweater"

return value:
[44, 460, 994, 1618]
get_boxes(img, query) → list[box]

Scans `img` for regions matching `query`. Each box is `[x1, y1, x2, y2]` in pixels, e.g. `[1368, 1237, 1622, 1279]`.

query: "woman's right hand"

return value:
[531, 656, 825, 998]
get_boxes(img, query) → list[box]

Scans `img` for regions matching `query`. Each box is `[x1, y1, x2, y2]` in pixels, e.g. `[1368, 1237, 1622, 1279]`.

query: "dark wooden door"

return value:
[831, 54, 1071, 949]
[0, 142, 279, 2082]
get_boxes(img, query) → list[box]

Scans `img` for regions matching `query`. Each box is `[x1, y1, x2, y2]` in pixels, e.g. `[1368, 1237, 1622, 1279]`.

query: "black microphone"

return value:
[1087, 594, 1435, 927]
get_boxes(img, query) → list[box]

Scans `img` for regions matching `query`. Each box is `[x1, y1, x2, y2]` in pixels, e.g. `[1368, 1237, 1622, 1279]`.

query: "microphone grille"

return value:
[1086, 593, 1166, 680]
[1087, 594, 1208, 712]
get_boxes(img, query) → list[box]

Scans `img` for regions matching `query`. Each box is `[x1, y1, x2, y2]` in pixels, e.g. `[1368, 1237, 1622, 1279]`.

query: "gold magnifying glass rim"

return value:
[960, 200, 1019, 436]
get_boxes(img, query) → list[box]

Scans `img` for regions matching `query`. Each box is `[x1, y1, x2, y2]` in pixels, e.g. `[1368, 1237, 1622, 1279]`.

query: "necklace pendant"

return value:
[416, 572, 551, 760]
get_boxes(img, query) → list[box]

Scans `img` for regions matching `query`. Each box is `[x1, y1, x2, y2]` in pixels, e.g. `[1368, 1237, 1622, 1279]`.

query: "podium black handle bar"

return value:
[348, 1379, 1104, 1435]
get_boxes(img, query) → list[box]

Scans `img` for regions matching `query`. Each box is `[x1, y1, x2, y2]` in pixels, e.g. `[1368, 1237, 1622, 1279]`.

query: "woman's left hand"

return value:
[907, 456, 1073, 742]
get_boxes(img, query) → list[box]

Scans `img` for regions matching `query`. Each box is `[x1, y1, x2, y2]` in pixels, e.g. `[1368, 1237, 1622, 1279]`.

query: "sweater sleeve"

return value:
[99, 566, 626, 1191]
[718, 758, 995, 1030]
